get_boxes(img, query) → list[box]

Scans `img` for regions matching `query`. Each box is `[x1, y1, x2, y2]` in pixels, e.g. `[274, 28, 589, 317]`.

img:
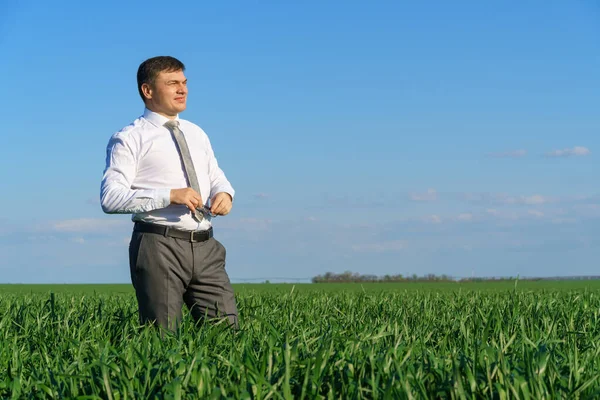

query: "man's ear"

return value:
[141, 83, 153, 100]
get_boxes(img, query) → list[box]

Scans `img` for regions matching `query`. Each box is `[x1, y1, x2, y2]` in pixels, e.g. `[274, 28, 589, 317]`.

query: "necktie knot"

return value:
[164, 120, 180, 129]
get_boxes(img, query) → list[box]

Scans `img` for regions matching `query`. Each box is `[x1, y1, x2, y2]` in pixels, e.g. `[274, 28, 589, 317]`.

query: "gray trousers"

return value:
[128, 228, 238, 331]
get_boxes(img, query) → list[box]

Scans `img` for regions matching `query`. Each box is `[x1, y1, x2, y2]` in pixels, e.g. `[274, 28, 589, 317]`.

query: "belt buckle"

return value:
[190, 230, 196, 242]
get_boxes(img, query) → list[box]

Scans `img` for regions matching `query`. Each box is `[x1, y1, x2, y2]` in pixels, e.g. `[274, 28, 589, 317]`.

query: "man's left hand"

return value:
[210, 192, 233, 216]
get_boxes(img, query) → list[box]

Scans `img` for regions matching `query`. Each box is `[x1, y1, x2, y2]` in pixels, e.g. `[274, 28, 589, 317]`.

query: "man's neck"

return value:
[146, 105, 177, 120]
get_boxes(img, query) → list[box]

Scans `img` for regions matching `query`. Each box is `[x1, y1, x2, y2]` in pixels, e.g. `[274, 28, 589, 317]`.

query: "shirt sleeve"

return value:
[100, 134, 171, 214]
[205, 135, 235, 202]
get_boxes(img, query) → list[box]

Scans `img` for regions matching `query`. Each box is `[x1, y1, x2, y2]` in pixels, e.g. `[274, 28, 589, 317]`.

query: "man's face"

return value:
[143, 69, 188, 117]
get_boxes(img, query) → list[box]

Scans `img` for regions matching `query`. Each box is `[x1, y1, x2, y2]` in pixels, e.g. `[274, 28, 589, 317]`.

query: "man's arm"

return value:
[100, 135, 171, 214]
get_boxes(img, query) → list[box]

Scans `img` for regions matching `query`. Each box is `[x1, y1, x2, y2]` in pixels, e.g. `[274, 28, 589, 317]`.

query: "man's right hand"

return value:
[170, 188, 203, 213]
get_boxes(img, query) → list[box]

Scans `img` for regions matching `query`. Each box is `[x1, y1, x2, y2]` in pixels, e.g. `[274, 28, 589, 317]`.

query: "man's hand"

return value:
[170, 188, 203, 213]
[210, 192, 233, 216]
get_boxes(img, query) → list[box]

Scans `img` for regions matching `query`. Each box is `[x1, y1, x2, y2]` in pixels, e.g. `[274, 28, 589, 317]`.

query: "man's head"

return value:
[137, 56, 187, 118]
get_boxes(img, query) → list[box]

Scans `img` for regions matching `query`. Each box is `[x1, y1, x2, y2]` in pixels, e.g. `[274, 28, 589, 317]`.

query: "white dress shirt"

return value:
[100, 108, 235, 231]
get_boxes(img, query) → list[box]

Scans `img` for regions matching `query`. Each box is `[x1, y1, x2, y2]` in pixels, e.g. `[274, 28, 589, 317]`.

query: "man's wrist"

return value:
[213, 191, 233, 202]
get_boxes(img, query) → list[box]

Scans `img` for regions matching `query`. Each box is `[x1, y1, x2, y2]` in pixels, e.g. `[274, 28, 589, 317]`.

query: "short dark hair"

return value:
[137, 56, 185, 102]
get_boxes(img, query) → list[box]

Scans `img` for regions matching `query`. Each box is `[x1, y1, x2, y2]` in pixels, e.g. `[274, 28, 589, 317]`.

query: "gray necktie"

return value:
[164, 120, 204, 222]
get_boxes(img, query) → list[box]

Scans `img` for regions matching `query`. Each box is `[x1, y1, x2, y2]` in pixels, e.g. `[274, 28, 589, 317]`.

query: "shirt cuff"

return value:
[155, 188, 172, 209]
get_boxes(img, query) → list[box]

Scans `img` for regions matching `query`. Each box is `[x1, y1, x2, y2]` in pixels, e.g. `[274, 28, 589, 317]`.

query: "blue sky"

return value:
[0, 1, 598, 283]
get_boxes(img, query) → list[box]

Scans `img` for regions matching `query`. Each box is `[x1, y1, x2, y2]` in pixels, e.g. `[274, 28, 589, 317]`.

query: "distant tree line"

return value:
[311, 271, 600, 283]
[311, 271, 453, 283]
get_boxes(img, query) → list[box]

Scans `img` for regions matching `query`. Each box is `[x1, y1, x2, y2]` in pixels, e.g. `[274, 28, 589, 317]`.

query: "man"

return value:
[100, 55, 238, 332]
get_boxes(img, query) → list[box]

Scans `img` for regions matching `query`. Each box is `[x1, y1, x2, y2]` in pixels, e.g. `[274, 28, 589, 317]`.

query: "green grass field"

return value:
[3, 279, 600, 294]
[1, 281, 600, 398]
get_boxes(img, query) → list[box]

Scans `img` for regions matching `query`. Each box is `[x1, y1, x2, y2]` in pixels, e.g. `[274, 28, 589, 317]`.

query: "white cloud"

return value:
[573, 204, 600, 218]
[488, 149, 527, 158]
[527, 210, 544, 218]
[545, 146, 590, 157]
[456, 213, 473, 221]
[463, 192, 551, 205]
[485, 209, 519, 220]
[70, 237, 86, 244]
[51, 218, 129, 233]
[520, 195, 548, 205]
[498, 194, 549, 205]
[410, 188, 437, 202]
[27, 235, 59, 242]
[218, 217, 272, 232]
[550, 217, 578, 224]
[424, 214, 442, 224]
[254, 193, 270, 199]
[571, 194, 600, 203]
[352, 240, 407, 253]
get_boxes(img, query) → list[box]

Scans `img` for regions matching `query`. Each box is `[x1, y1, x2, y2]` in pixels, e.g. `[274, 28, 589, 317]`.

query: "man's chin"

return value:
[173, 104, 187, 113]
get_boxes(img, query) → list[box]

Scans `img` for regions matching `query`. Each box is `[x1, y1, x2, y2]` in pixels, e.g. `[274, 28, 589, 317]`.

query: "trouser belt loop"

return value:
[163, 226, 170, 237]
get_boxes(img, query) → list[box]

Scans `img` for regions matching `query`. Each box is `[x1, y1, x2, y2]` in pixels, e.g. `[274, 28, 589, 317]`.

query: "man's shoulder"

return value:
[110, 115, 151, 141]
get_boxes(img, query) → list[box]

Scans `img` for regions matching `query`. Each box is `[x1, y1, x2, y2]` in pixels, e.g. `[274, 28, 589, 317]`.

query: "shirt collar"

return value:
[142, 108, 180, 127]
